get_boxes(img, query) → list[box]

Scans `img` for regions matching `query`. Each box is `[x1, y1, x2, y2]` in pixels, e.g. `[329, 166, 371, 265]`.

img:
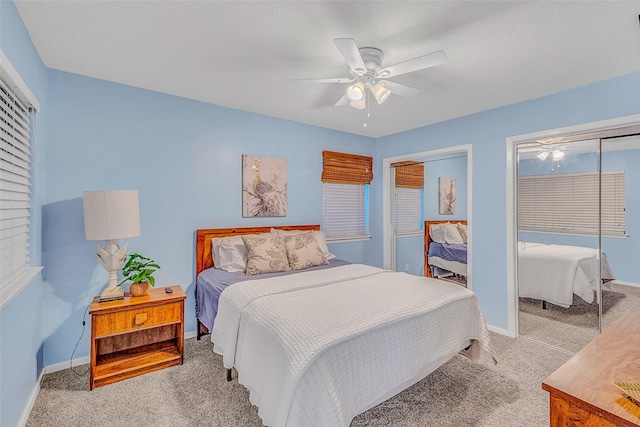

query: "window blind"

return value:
[518, 171, 625, 236]
[322, 182, 369, 240]
[394, 187, 422, 235]
[0, 78, 33, 285]
[321, 150, 373, 184]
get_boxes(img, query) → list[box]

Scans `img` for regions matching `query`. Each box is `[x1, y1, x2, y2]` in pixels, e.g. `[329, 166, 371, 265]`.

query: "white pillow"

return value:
[271, 228, 336, 260]
[211, 235, 247, 273]
[429, 224, 446, 243]
[443, 222, 464, 244]
[429, 222, 464, 244]
[456, 223, 468, 244]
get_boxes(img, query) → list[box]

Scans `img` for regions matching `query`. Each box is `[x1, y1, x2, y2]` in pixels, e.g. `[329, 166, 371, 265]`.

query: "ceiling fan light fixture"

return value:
[371, 83, 391, 104]
[537, 150, 550, 161]
[346, 81, 365, 101]
[350, 98, 366, 109]
[552, 149, 565, 161]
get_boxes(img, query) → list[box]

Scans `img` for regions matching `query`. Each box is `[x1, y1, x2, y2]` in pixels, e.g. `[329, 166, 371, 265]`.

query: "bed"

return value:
[196, 224, 493, 427]
[517, 242, 615, 308]
[424, 220, 468, 281]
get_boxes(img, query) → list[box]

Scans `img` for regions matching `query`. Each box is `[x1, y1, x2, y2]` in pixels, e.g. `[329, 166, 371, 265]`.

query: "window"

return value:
[393, 162, 424, 235]
[0, 52, 41, 308]
[321, 151, 372, 241]
[518, 171, 626, 236]
[0, 78, 34, 287]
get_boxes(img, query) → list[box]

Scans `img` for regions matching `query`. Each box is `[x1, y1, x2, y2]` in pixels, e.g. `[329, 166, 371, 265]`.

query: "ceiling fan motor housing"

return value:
[358, 47, 384, 75]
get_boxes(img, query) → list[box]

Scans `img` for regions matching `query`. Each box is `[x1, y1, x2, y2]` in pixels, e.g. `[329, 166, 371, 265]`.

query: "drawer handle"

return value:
[134, 313, 148, 325]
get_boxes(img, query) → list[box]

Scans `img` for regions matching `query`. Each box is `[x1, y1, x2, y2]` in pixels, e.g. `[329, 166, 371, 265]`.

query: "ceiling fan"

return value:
[293, 38, 448, 114]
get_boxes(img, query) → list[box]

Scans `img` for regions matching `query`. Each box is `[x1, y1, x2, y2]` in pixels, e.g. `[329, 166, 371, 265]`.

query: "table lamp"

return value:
[83, 190, 140, 301]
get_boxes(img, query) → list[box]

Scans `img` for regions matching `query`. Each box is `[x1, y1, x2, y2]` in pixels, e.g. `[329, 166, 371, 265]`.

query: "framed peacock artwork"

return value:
[242, 154, 288, 217]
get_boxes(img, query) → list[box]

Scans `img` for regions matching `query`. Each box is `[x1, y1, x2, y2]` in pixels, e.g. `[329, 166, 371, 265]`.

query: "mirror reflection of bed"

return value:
[424, 220, 467, 287]
[516, 134, 640, 353]
[517, 240, 640, 353]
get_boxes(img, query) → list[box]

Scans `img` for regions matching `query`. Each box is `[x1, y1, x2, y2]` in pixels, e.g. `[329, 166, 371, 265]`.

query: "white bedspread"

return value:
[212, 264, 492, 427]
[518, 243, 615, 308]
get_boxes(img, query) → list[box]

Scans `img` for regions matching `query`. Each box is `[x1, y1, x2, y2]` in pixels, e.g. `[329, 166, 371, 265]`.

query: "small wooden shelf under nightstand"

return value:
[89, 285, 186, 390]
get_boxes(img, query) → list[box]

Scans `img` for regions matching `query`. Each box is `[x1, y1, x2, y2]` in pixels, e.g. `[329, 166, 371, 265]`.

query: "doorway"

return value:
[383, 144, 472, 287]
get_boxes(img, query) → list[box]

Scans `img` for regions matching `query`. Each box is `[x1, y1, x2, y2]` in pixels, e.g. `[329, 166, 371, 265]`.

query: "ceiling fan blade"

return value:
[378, 80, 420, 98]
[334, 94, 349, 106]
[378, 50, 448, 78]
[289, 76, 356, 84]
[333, 38, 367, 75]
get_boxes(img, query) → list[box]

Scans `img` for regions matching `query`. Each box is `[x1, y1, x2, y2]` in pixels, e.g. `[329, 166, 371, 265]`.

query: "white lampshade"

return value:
[371, 83, 391, 104]
[346, 81, 365, 101]
[83, 190, 141, 241]
[350, 98, 366, 109]
[552, 149, 565, 161]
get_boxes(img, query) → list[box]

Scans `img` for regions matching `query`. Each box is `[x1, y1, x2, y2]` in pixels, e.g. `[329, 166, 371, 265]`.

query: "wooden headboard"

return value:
[424, 220, 467, 277]
[195, 224, 320, 276]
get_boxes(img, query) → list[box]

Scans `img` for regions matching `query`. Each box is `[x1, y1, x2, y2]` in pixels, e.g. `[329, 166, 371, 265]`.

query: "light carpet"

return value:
[519, 283, 640, 353]
[26, 332, 570, 427]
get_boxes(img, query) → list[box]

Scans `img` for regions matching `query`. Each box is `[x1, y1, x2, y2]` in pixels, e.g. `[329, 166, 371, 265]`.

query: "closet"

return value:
[515, 125, 640, 353]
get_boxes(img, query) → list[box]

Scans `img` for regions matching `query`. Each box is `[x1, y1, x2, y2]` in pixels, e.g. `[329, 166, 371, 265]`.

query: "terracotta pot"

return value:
[129, 282, 150, 297]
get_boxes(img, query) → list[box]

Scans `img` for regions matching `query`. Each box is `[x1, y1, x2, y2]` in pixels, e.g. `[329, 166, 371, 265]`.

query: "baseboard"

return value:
[487, 324, 513, 337]
[611, 280, 640, 288]
[17, 369, 44, 427]
[44, 330, 199, 374]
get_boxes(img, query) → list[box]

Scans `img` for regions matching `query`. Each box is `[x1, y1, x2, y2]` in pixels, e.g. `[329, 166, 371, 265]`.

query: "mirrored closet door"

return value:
[517, 139, 601, 352]
[516, 130, 640, 353]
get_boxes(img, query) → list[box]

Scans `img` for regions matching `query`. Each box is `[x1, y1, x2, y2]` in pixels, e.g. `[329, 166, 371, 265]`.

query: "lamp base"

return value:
[98, 283, 125, 303]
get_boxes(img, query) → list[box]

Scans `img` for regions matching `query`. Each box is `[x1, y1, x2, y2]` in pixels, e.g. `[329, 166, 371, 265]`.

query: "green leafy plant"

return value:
[119, 253, 160, 287]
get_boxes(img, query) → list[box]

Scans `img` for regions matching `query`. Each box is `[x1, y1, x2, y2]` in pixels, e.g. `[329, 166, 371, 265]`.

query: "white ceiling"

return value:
[14, 1, 640, 138]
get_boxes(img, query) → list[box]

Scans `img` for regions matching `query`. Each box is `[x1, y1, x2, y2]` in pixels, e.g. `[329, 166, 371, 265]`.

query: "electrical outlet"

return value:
[405, 263, 410, 272]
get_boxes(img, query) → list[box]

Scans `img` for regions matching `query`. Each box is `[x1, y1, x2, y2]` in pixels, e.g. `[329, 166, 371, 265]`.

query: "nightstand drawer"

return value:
[93, 302, 181, 337]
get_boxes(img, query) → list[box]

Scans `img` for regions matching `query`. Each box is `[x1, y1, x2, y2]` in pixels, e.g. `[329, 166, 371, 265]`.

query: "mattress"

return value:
[196, 259, 350, 331]
[212, 263, 493, 426]
[518, 242, 615, 308]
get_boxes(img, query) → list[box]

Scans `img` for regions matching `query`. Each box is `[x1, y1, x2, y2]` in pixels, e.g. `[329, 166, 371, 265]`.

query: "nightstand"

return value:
[89, 285, 186, 390]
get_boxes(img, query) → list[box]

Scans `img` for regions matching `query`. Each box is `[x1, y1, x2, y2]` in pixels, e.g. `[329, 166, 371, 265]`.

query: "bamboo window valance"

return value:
[391, 161, 424, 188]
[322, 150, 373, 184]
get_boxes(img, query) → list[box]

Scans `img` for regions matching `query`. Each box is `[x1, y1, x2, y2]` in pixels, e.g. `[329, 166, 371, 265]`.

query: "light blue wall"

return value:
[4, 1, 640, 423]
[395, 154, 468, 276]
[0, 1, 47, 426]
[375, 71, 640, 329]
[42, 69, 375, 366]
[518, 149, 640, 284]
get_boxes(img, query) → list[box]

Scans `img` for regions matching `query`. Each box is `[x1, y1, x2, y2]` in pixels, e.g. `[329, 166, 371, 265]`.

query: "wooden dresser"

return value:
[542, 306, 640, 426]
[89, 285, 186, 390]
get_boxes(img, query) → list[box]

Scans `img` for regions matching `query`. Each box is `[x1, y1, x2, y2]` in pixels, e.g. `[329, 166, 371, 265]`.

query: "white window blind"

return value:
[0, 78, 33, 286]
[322, 182, 369, 240]
[394, 187, 422, 235]
[518, 171, 625, 236]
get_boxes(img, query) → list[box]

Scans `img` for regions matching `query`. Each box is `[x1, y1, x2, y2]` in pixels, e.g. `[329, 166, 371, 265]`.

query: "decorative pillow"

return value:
[242, 234, 291, 275]
[271, 228, 336, 260]
[456, 222, 468, 244]
[283, 232, 328, 270]
[212, 236, 247, 273]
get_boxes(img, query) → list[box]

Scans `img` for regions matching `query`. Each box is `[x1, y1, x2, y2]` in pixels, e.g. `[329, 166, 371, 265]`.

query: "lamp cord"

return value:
[69, 300, 92, 376]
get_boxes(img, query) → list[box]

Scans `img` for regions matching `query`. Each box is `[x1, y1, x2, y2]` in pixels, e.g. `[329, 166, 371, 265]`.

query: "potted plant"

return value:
[119, 253, 161, 297]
